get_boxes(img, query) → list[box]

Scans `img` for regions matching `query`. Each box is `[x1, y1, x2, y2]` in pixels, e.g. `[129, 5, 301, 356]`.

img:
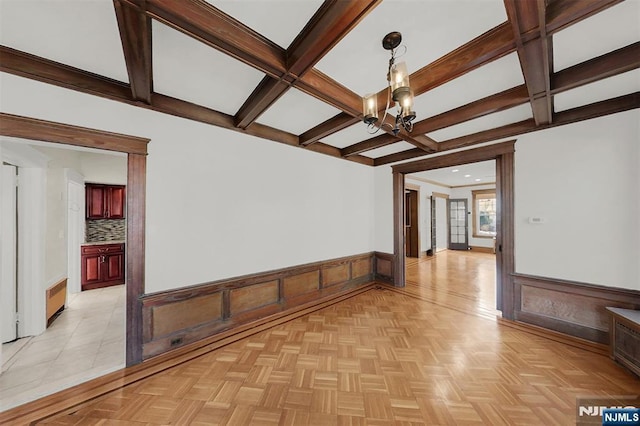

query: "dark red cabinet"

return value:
[81, 243, 125, 290]
[86, 184, 126, 219]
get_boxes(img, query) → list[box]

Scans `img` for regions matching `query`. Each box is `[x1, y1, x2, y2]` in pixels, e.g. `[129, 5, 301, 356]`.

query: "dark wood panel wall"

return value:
[141, 252, 375, 359]
[514, 274, 640, 344]
[374, 251, 394, 285]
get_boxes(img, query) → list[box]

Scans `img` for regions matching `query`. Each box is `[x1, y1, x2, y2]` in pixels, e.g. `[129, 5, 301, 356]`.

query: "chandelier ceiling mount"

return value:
[362, 31, 416, 136]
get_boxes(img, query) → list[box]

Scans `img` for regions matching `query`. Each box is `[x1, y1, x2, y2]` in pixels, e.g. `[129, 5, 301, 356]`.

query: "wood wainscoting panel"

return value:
[374, 252, 394, 284]
[514, 274, 640, 344]
[352, 257, 372, 279]
[230, 280, 279, 315]
[521, 285, 610, 331]
[322, 262, 350, 287]
[152, 293, 222, 338]
[141, 252, 375, 359]
[284, 270, 320, 298]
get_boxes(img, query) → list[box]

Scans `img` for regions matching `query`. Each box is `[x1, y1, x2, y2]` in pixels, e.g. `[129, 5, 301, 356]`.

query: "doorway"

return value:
[391, 142, 515, 318]
[0, 114, 148, 374]
[405, 189, 419, 258]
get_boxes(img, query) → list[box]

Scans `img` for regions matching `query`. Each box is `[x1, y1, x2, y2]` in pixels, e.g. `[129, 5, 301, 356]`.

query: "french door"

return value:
[448, 198, 469, 251]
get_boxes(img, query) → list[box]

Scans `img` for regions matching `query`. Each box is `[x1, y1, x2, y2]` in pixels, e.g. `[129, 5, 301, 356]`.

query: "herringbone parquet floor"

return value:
[38, 253, 639, 425]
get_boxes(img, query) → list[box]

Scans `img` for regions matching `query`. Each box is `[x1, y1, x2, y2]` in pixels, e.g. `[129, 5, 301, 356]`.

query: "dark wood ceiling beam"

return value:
[546, 0, 623, 34]
[505, 0, 553, 126]
[138, 0, 286, 78]
[233, 0, 380, 129]
[441, 92, 639, 151]
[0, 45, 133, 102]
[406, 42, 640, 137]
[286, 0, 381, 78]
[299, 113, 360, 146]
[412, 85, 530, 134]
[373, 148, 425, 167]
[296, 69, 434, 150]
[374, 92, 639, 165]
[377, 114, 438, 152]
[552, 42, 640, 94]
[341, 133, 399, 157]
[371, 22, 516, 109]
[233, 76, 290, 129]
[296, 69, 362, 116]
[113, 0, 153, 104]
[298, 21, 518, 151]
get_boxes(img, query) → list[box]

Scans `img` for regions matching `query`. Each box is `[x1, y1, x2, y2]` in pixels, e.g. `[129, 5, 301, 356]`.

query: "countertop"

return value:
[82, 240, 125, 246]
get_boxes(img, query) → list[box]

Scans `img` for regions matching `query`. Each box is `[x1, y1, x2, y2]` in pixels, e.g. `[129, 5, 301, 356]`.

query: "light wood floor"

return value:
[8, 251, 640, 424]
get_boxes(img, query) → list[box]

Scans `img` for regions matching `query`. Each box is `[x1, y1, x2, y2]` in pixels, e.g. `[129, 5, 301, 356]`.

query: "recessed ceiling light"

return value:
[464, 174, 471, 178]
[475, 178, 481, 182]
[452, 169, 459, 173]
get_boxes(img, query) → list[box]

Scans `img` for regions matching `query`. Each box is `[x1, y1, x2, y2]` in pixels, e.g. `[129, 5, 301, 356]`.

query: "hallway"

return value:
[3, 251, 638, 424]
[0, 285, 125, 411]
[404, 250, 500, 320]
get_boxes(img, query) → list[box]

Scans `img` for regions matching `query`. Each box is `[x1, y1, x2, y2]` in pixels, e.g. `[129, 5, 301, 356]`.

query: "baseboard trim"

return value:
[0, 283, 376, 425]
[469, 245, 494, 254]
[498, 317, 609, 357]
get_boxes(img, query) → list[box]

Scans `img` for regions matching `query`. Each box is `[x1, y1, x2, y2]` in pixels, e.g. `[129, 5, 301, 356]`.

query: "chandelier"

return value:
[362, 31, 416, 136]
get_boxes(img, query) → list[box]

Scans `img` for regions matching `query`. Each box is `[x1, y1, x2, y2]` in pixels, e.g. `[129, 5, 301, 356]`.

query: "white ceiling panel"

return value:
[408, 160, 496, 187]
[554, 69, 640, 112]
[315, 0, 507, 97]
[256, 88, 341, 135]
[553, 1, 640, 72]
[412, 52, 524, 119]
[0, 0, 128, 82]
[427, 103, 532, 141]
[321, 123, 382, 149]
[205, 0, 324, 48]
[153, 20, 265, 115]
[364, 141, 416, 159]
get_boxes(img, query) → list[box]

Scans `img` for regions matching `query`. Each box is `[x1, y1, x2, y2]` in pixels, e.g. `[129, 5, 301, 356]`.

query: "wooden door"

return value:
[105, 253, 125, 282]
[81, 254, 102, 288]
[405, 190, 419, 258]
[448, 198, 469, 250]
[107, 186, 126, 218]
[86, 185, 106, 219]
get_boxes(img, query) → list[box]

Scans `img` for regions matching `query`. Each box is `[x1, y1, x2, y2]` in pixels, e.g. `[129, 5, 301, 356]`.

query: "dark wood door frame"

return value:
[0, 113, 149, 365]
[391, 140, 516, 319]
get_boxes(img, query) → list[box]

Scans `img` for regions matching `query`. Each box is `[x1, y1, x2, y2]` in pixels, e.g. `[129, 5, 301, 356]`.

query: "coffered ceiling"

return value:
[1, 0, 638, 167]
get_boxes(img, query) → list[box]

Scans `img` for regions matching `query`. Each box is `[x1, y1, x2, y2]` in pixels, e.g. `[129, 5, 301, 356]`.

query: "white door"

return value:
[1, 164, 18, 343]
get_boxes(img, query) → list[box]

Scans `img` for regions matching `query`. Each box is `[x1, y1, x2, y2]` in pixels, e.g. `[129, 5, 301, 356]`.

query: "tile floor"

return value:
[0, 285, 125, 411]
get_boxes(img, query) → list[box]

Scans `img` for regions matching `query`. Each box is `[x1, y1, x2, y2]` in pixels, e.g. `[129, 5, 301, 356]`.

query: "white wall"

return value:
[373, 110, 639, 291]
[515, 110, 639, 290]
[80, 152, 127, 185]
[44, 166, 67, 284]
[374, 166, 394, 253]
[0, 73, 375, 293]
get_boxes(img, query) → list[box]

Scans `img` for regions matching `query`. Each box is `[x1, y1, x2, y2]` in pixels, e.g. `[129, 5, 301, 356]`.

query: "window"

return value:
[472, 189, 496, 238]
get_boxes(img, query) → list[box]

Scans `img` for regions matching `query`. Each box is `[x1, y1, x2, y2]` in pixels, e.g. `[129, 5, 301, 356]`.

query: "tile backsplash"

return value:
[86, 219, 126, 242]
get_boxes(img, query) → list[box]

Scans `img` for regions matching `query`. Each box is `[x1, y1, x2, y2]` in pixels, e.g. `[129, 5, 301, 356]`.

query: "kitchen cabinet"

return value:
[86, 184, 126, 219]
[81, 243, 125, 291]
